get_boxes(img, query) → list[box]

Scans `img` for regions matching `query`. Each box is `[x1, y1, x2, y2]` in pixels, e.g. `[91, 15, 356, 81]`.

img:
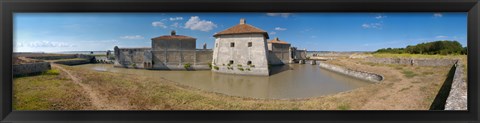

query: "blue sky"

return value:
[14, 12, 467, 52]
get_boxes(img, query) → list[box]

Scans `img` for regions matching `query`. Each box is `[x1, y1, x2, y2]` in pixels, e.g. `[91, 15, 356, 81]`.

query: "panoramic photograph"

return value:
[12, 13, 467, 110]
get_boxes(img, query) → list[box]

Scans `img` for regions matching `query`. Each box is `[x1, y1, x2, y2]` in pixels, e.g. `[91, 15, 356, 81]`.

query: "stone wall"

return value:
[195, 49, 213, 65]
[318, 62, 383, 83]
[267, 43, 291, 65]
[292, 49, 307, 60]
[27, 55, 77, 60]
[364, 57, 457, 66]
[13, 62, 51, 76]
[115, 47, 212, 70]
[445, 62, 467, 110]
[212, 34, 270, 76]
[114, 48, 151, 68]
[54, 59, 91, 65]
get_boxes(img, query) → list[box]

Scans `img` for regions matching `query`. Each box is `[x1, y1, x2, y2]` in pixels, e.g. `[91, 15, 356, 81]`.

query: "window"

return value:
[247, 61, 252, 65]
[248, 42, 252, 47]
[230, 42, 235, 47]
[229, 60, 234, 64]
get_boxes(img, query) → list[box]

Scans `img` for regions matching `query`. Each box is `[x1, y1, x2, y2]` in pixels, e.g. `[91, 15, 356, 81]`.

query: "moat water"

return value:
[75, 64, 372, 99]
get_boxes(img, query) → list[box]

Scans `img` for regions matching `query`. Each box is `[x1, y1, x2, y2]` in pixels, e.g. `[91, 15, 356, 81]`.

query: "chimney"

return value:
[275, 37, 279, 41]
[171, 30, 176, 35]
[203, 43, 207, 49]
[240, 18, 246, 24]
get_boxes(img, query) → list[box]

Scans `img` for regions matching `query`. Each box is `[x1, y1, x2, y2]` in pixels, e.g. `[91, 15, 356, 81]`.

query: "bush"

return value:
[184, 63, 191, 69]
[238, 68, 244, 71]
[250, 64, 255, 68]
[237, 64, 242, 67]
[213, 66, 219, 70]
[42, 69, 60, 75]
[246, 68, 251, 71]
[208, 63, 213, 69]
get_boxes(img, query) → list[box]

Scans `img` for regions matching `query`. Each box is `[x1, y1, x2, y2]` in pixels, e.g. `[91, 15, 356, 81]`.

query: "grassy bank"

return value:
[13, 60, 452, 110]
[371, 53, 467, 80]
[13, 69, 92, 110]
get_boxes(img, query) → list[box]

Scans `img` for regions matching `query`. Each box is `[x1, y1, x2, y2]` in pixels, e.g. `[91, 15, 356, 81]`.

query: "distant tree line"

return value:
[375, 40, 467, 55]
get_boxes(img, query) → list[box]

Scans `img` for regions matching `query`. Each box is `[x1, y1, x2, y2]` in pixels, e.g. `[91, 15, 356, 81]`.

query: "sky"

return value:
[13, 12, 467, 52]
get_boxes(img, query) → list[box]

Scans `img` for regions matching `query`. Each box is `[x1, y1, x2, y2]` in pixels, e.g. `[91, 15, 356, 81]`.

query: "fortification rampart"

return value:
[364, 57, 457, 66]
[445, 61, 467, 110]
[13, 62, 51, 76]
[318, 62, 383, 83]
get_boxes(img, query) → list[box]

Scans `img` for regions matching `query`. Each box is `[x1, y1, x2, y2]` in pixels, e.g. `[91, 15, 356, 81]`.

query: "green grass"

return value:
[87, 54, 107, 57]
[421, 71, 434, 75]
[49, 58, 88, 62]
[13, 69, 91, 110]
[402, 70, 417, 78]
[337, 104, 351, 110]
[42, 69, 60, 75]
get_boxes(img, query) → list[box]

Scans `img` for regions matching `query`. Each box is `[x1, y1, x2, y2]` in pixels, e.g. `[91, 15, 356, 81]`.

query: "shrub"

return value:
[213, 66, 219, 70]
[246, 68, 251, 71]
[131, 63, 137, 68]
[208, 63, 213, 69]
[337, 104, 350, 110]
[184, 63, 192, 69]
[238, 68, 244, 71]
[237, 64, 242, 67]
[42, 69, 60, 75]
[250, 64, 255, 68]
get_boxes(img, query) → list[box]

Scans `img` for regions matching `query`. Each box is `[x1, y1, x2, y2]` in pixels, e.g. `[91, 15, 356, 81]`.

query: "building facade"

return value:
[267, 37, 292, 65]
[114, 31, 212, 70]
[211, 18, 270, 76]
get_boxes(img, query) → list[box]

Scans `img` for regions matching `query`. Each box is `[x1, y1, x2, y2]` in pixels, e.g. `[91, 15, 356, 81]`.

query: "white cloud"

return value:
[169, 17, 183, 21]
[171, 22, 180, 28]
[436, 35, 448, 39]
[375, 15, 387, 19]
[184, 16, 217, 32]
[266, 13, 292, 18]
[274, 27, 287, 31]
[120, 35, 144, 40]
[269, 31, 277, 35]
[362, 23, 383, 29]
[434, 13, 443, 18]
[152, 21, 167, 28]
[17, 41, 76, 47]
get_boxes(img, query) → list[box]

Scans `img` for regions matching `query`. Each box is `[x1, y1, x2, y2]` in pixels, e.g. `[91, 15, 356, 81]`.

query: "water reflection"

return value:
[77, 64, 371, 99]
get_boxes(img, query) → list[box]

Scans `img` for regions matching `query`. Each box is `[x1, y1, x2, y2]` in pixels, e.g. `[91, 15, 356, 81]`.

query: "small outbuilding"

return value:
[267, 37, 291, 65]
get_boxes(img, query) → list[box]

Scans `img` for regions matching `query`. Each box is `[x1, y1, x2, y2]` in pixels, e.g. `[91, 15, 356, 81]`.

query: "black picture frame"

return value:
[1, 0, 479, 122]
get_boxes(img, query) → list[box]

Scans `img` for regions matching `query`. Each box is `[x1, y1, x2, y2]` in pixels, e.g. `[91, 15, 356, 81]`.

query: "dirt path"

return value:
[52, 64, 122, 110]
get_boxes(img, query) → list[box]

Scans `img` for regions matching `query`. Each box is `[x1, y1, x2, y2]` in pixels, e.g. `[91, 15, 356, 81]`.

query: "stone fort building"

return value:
[267, 37, 292, 65]
[212, 18, 271, 76]
[114, 31, 213, 70]
[114, 18, 306, 76]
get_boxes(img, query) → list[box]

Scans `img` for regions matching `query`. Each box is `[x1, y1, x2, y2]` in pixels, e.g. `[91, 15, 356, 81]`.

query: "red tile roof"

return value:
[151, 35, 196, 40]
[213, 19, 269, 39]
[152, 30, 196, 40]
[268, 37, 290, 44]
